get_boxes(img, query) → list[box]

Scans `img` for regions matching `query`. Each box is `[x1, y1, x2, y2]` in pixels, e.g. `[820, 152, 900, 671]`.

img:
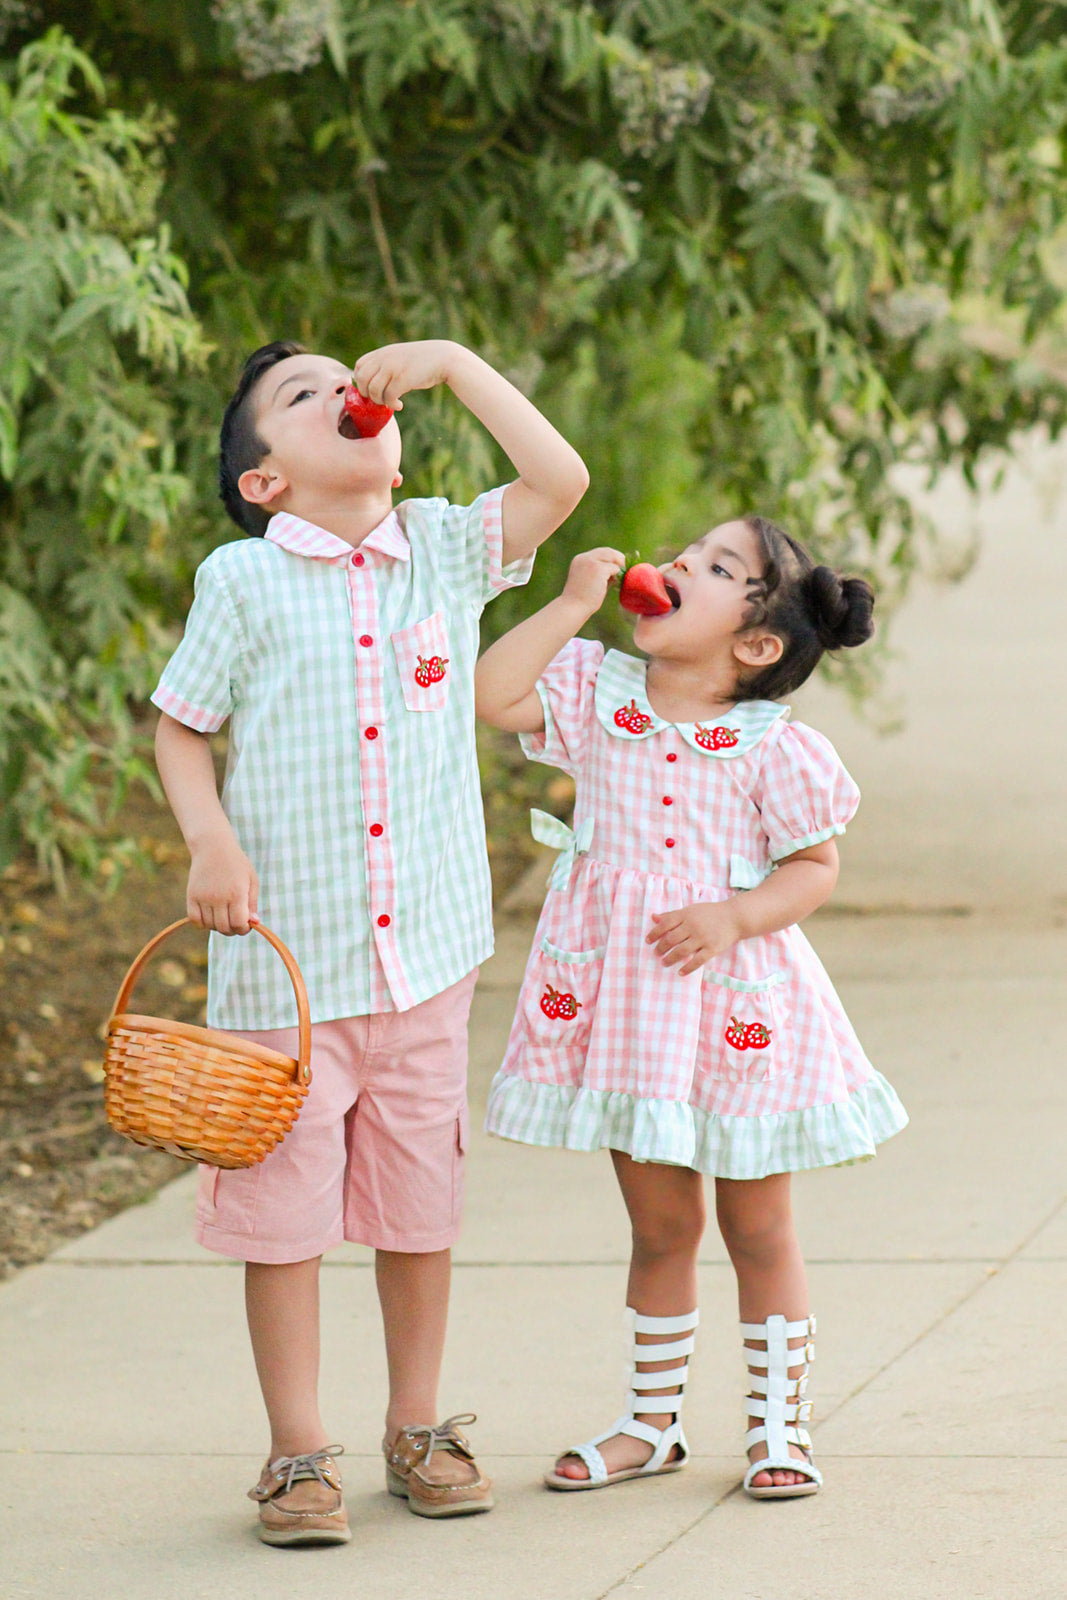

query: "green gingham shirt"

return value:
[151, 488, 530, 1029]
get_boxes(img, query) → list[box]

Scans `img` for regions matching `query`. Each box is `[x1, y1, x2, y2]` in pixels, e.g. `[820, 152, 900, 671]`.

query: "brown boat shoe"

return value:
[248, 1444, 352, 1546]
[384, 1413, 493, 1518]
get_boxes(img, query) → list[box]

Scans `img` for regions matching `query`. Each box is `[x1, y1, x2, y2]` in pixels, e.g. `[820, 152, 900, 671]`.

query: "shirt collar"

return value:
[594, 649, 788, 756]
[265, 508, 410, 566]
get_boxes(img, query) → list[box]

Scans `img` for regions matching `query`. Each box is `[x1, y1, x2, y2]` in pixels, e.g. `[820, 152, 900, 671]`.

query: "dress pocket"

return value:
[391, 611, 451, 712]
[519, 938, 605, 1064]
[699, 954, 791, 1084]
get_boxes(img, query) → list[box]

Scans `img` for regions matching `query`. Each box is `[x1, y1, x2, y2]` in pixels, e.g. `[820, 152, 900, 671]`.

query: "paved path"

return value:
[2, 447, 1065, 1598]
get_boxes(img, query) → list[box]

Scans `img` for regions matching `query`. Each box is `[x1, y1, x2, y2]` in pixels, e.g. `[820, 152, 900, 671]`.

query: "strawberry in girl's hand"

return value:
[619, 563, 674, 617]
[341, 384, 394, 438]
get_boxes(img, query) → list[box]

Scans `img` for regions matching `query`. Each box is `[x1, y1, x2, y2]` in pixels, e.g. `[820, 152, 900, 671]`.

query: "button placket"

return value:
[346, 560, 409, 1008]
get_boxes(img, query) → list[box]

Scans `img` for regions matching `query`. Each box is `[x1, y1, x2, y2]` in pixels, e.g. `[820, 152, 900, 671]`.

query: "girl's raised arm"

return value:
[475, 547, 624, 732]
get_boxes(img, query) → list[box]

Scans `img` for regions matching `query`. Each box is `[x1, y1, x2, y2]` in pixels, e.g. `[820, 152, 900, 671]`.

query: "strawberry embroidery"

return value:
[725, 1016, 772, 1050]
[613, 698, 653, 735]
[724, 1016, 749, 1050]
[540, 984, 582, 1021]
[695, 724, 740, 751]
[414, 654, 449, 687]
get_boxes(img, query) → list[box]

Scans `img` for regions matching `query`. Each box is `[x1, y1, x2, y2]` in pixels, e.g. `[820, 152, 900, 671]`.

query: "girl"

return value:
[475, 517, 907, 1499]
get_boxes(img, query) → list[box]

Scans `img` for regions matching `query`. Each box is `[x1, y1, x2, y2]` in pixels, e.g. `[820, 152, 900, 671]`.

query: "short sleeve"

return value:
[518, 638, 605, 778]
[755, 721, 860, 862]
[150, 556, 243, 733]
[435, 485, 534, 607]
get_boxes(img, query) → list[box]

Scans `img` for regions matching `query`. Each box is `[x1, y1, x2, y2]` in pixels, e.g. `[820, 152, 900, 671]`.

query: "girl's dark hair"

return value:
[735, 515, 874, 701]
[219, 340, 306, 536]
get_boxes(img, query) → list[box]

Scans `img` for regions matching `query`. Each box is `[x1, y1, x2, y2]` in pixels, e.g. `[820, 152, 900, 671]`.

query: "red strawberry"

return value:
[613, 699, 653, 736]
[743, 1021, 772, 1050]
[695, 724, 740, 751]
[414, 656, 433, 688]
[342, 383, 394, 438]
[426, 655, 448, 683]
[540, 984, 581, 1020]
[619, 563, 673, 616]
[724, 1017, 749, 1050]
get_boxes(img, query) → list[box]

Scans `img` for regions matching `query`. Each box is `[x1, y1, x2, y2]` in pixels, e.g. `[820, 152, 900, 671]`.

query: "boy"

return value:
[153, 338, 588, 1543]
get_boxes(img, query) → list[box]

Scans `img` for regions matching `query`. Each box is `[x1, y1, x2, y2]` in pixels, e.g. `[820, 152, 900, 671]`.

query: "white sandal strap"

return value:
[565, 1440, 608, 1484]
[741, 1314, 815, 1341]
[632, 1309, 699, 1336]
[631, 1335, 695, 1362]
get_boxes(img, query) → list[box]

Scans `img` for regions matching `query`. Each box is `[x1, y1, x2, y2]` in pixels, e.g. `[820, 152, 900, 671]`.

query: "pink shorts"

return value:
[195, 969, 478, 1262]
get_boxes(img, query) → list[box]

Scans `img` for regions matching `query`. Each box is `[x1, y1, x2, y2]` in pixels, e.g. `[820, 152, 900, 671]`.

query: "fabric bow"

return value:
[729, 854, 773, 891]
[531, 809, 595, 891]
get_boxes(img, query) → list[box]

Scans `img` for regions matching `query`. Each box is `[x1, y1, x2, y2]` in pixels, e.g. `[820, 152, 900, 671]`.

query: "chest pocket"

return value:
[391, 611, 451, 712]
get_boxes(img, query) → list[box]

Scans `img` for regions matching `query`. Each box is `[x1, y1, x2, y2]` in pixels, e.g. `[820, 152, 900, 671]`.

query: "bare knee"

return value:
[716, 1179, 796, 1270]
[631, 1189, 706, 1263]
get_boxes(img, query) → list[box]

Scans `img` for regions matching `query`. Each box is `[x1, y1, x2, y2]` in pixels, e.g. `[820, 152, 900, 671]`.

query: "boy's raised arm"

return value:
[353, 340, 589, 565]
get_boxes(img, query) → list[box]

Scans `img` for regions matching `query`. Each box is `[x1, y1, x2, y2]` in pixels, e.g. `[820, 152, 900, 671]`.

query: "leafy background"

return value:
[5, 0, 1067, 876]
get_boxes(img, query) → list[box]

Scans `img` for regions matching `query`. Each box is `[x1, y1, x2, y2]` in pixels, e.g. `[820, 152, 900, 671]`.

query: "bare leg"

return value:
[245, 1257, 328, 1460]
[377, 1247, 476, 1487]
[554, 1151, 705, 1481]
[715, 1174, 812, 1490]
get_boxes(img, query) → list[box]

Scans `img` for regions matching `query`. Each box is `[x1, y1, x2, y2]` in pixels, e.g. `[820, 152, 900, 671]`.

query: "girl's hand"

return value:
[352, 339, 455, 410]
[562, 547, 626, 613]
[186, 835, 260, 936]
[646, 901, 743, 975]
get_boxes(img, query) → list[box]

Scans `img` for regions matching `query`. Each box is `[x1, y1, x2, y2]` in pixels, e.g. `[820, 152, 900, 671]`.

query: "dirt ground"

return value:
[0, 730, 565, 1279]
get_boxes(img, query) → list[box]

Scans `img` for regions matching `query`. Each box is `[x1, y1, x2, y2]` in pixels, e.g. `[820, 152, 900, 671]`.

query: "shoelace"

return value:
[268, 1443, 344, 1495]
[398, 1413, 477, 1465]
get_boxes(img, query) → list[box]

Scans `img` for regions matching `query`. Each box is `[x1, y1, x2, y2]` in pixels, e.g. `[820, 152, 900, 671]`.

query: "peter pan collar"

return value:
[266, 508, 410, 566]
[593, 649, 788, 757]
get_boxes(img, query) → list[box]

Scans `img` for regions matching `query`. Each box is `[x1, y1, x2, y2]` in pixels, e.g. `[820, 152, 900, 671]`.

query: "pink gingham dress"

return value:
[484, 641, 907, 1177]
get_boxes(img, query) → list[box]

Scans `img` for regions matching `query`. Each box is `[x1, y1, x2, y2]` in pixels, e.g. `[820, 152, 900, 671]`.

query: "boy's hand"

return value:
[352, 340, 456, 410]
[562, 548, 626, 613]
[187, 834, 260, 936]
[646, 901, 743, 975]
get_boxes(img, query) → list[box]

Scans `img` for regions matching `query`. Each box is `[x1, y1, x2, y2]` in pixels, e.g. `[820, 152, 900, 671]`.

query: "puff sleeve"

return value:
[754, 720, 860, 861]
[518, 638, 605, 778]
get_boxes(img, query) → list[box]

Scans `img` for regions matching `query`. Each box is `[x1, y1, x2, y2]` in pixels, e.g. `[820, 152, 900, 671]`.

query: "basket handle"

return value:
[108, 918, 312, 1086]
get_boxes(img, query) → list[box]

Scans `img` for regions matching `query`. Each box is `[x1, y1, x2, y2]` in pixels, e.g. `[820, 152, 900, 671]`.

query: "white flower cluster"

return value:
[609, 57, 713, 159]
[210, 0, 331, 80]
[872, 285, 950, 340]
[860, 63, 963, 128]
[736, 112, 818, 192]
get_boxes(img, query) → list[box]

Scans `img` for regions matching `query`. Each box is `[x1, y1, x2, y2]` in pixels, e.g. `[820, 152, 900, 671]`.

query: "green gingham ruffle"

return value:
[484, 1070, 908, 1179]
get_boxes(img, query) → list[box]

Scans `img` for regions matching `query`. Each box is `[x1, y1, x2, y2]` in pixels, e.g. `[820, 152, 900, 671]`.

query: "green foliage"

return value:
[0, 28, 209, 879]
[7, 3, 1067, 873]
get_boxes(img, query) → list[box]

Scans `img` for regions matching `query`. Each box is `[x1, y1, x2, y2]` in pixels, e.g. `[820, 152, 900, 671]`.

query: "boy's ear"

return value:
[237, 463, 288, 508]
[733, 629, 784, 669]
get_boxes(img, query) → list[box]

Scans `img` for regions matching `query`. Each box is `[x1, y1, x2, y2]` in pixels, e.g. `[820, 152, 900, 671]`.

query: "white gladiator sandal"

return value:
[741, 1313, 822, 1500]
[544, 1309, 698, 1491]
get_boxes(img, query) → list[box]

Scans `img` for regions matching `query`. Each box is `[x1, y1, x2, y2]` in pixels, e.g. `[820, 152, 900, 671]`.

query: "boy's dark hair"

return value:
[219, 340, 306, 536]
[735, 515, 875, 701]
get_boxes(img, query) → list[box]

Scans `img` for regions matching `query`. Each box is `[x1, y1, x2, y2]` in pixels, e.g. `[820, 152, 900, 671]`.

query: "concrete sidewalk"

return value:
[2, 446, 1066, 1598]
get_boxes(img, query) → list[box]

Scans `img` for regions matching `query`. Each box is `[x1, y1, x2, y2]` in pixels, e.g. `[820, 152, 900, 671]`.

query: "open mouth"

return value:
[337, 409, 360, 439]
[663, 579, 682, 610]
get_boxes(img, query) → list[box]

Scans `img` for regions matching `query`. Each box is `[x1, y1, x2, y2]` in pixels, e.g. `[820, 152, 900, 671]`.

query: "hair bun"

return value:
[806, 567, 875, 650]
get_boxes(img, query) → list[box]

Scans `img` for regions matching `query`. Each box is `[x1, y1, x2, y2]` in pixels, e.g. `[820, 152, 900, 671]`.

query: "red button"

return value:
[369, 823, 383, 837]
[666, 752, 677, 762]
[662, 796, 673, 806]
[665, 838, 676, 848]
[359, 634, 374, 648]
[377, 913, 391, 928]
[352, 552, 365, 567]
[365, 726, 378, 740]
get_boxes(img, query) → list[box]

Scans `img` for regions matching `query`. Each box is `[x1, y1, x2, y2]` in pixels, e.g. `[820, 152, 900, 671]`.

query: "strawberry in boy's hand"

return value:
[341, 383, 394, 438]
[618, 562, 674, 617]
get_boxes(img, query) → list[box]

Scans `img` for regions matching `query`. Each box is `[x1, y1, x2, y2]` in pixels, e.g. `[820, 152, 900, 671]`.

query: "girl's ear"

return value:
[733, 629, 784, 670]
[238, 464, 288, 508]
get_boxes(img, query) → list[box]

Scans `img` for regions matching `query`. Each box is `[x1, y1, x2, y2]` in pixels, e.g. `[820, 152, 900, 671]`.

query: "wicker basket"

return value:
[103, 918, 311, 1169]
